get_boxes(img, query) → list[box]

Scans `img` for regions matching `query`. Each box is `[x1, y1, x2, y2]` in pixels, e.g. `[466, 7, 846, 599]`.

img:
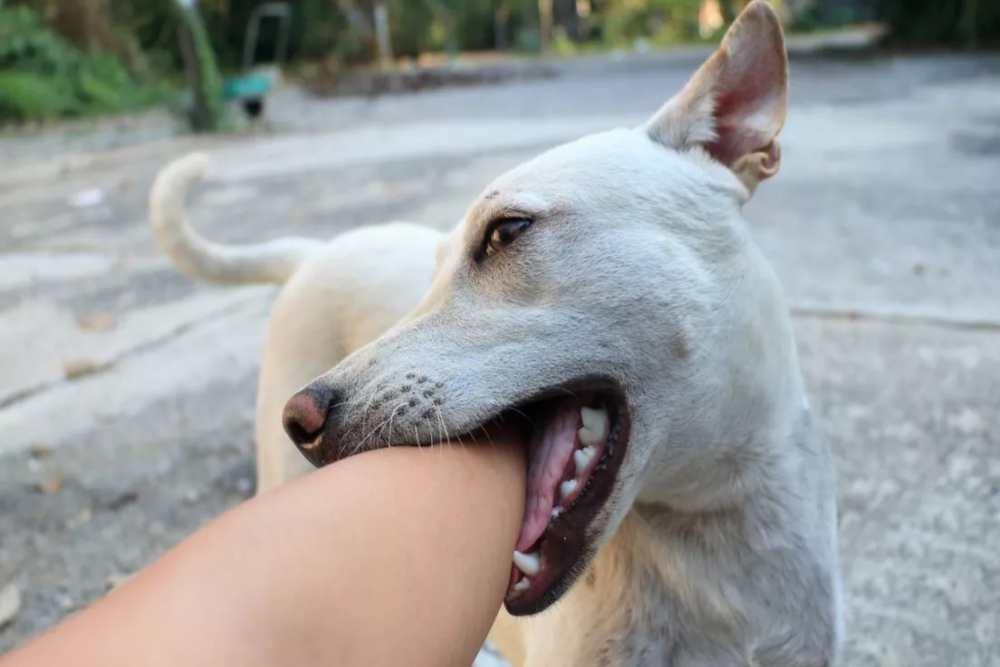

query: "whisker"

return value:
[552, 386, 580, 399]
[356, 407, 396, 454]
[434, 407, 451, 445]
[384, 402, 404, 449]
[505, 406, 531, 421]
[360, 389, 381, 435]
[432, 406, 451, 458]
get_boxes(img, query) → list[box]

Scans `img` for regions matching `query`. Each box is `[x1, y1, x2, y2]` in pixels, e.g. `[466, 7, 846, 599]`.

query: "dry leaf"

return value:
[64, 358, 112, 380]
[77, 312, 117, 332]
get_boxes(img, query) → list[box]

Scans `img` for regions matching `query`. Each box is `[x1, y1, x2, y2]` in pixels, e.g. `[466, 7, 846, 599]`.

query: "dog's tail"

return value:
[150, 153, 323, 285]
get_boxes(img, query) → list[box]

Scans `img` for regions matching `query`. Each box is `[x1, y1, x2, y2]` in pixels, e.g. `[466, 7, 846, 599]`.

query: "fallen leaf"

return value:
[77, 312, 117, 332]
[28, 443, 51, 459]
[34, 472, 64, 495]
[63, 358, 112, 380]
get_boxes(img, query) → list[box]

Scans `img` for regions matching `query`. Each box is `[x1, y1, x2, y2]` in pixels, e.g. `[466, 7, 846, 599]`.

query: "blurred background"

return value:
[1, 1, 998, 665]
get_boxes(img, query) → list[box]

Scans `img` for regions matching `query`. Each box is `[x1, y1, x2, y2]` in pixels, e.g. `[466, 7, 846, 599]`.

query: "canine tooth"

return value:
[301, 434, 322, 451]
[573, 446, 595, 474]
[551, 507, 562, 520]
[513, 550, 541, 576]
[580, 406, 608, 440]
[513, 577, 531, 593]
[559, 479, 578, 499]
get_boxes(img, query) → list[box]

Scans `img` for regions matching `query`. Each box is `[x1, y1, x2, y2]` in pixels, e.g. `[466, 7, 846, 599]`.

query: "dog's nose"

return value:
[282, 386, 336, 466]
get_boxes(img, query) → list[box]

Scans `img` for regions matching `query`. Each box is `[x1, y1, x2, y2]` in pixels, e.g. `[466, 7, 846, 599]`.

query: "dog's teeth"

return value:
[513, 550, 541, 576]
[573, 446, 595, 474]
[578, 426, 601, 447]
[301, 434, 322, 451]
[579, 407, 608, 444]
[559, 479, 578, 500]
[513, 577, 531, 593]
[580, 406, 608, 431]
[551, 506, 562, 520]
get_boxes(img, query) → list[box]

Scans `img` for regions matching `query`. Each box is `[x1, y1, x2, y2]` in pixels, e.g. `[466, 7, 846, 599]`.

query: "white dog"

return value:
[151, 3, 842, 664]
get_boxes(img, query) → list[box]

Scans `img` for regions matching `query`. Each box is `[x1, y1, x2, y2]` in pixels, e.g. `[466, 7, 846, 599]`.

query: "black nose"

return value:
[282, 386, 337, 466]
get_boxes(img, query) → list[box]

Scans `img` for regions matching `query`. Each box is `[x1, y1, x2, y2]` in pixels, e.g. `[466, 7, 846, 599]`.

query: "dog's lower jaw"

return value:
[495, 428, 841, 667]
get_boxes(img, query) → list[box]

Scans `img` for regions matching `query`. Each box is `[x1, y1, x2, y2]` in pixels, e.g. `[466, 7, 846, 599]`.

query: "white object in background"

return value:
[69, 188, 105, 208]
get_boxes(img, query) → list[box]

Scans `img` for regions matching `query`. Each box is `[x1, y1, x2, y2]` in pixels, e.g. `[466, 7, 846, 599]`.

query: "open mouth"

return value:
[485, 382, 630, 615]
[291, 376, 630, 615]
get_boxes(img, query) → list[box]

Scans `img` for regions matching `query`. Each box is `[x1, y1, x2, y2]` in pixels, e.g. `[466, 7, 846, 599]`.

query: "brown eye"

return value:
[484, 218, 532, 258]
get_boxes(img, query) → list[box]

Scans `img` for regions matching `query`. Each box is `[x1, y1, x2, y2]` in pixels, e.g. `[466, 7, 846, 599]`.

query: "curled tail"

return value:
[149, 153, 323, 285]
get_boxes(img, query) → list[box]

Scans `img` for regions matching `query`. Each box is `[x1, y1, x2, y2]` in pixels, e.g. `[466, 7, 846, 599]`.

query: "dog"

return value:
[151, 3, 842, 664]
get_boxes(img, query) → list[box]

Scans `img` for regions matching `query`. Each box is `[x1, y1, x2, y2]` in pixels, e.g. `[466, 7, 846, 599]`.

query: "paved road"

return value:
[1, 51, 999, 665]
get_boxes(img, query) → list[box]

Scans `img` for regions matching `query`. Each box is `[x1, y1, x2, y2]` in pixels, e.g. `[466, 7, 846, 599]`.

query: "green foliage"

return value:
[108, 0, 183, 72]
[0, 5, 78, 75]
[593, 0, 704, 47]
[22, 0, 985, 126]
[876, 0, 1000, 48]
[0, 71, 78, 120]
[0, 5, 166, 124]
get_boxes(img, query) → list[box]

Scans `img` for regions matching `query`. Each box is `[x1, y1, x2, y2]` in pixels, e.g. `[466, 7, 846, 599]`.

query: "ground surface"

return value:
[1, 49, 999, 665]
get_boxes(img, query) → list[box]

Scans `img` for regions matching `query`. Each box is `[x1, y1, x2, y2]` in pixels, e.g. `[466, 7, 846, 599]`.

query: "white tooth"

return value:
[513, 550, 541, 576]
[513, 577, 531, 593]
[559, 479, 578, 499]
[578, 426, 601, 446]
[550, 506, 562, 520]
[302, 434, 322, 451]
[573, 446, 595, 474]
[580, 406, 608, 440]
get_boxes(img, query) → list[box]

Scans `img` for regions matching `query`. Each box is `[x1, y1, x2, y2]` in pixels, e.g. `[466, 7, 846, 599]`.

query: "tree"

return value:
[331, 0, 394, 64]
[538, 0, 552, 49]
[174, 0, 224, 131]
[12, 0, 149, 75]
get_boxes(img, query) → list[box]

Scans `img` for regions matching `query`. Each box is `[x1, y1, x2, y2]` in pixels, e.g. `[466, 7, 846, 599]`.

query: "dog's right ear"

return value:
[644, 0, 788, 193]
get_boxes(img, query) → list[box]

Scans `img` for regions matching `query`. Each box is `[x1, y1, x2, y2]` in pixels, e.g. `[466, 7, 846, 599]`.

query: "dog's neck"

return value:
[547, 407, 840, 666]
[633, 226, 812, 514]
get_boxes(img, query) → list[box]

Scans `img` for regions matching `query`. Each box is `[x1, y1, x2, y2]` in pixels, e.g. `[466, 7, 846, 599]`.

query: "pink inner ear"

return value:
[705, 29, 786, 166]
[643, 1, 788, 171]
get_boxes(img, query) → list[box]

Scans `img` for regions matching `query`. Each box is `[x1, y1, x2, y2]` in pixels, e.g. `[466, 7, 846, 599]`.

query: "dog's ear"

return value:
[644, 0, 788, 192]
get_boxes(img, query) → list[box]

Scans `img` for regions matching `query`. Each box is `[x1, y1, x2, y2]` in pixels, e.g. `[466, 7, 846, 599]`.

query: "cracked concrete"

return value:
[1, 50, 999, 664]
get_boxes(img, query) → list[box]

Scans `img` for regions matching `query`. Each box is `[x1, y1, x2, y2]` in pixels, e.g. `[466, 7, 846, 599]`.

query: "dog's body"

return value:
[249, 223, 444, 491]
[151, 4, 841, 665]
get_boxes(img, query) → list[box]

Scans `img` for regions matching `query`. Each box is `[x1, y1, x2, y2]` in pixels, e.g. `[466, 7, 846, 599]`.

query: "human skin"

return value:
[3, 435, 526, 667]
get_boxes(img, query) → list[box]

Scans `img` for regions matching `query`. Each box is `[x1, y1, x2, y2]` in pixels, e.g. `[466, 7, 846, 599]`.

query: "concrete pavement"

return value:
[1, 51, 999, 664]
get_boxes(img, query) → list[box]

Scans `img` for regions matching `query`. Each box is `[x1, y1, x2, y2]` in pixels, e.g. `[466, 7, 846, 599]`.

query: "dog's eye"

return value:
[484, 218, 532, 258]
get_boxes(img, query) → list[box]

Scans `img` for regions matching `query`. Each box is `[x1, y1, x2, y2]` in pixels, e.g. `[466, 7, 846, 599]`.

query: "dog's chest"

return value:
[544, 561, 682, 667]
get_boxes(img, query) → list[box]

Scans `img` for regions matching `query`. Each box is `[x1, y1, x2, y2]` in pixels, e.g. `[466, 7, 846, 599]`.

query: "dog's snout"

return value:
[282, 387, 337, 466]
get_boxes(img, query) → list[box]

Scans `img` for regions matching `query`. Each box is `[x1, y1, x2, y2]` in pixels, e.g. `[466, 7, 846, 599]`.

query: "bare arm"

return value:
[3, 437, 525, 667]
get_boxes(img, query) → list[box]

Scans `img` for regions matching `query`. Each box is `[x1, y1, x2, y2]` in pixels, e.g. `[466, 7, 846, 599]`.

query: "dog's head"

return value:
[284, 1, 792, 615]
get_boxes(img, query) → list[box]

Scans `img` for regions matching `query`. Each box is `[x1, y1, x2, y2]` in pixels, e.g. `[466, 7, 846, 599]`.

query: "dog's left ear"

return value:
[644, 0, 788, 193]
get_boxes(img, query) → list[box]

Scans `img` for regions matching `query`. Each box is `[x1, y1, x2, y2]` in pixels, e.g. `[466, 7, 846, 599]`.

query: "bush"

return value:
[0, 5, 166, 124]
[0, 71, 78, 120]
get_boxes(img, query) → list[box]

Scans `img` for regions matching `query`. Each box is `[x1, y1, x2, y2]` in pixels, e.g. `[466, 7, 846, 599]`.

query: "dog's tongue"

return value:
[516, 398, 580, 552]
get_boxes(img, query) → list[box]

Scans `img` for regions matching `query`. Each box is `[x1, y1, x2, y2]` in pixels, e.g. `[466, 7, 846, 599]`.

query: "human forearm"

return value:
[4, 437, 526, 667]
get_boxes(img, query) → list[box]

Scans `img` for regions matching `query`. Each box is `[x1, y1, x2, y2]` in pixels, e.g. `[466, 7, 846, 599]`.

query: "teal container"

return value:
[223, 73, 271, 101]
